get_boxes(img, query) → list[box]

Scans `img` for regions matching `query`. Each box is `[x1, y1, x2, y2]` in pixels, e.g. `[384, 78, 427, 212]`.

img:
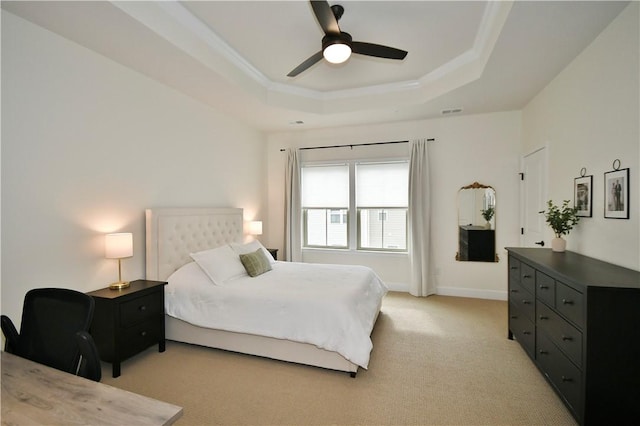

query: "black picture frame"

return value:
[574, 175, 593, 217]
[604, 168, 629, 219]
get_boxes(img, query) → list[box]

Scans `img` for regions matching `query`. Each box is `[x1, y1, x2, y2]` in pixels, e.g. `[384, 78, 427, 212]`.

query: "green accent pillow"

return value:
[239, 248, 272, 277]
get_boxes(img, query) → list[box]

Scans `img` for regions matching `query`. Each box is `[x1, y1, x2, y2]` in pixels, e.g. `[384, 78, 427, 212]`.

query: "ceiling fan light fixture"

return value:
[322, 32, 353, 64]
[323, 42, 351, 64]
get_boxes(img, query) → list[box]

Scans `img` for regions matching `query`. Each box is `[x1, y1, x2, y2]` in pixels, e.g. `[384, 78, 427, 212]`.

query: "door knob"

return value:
[535, 241, 545, 246]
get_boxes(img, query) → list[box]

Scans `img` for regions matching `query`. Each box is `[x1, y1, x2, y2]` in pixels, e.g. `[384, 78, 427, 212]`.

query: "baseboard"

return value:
[436, 286, 507, 301]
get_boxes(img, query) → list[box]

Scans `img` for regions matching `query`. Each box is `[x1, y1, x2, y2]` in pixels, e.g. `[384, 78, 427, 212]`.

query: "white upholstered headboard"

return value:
[145, 207, 244, 281]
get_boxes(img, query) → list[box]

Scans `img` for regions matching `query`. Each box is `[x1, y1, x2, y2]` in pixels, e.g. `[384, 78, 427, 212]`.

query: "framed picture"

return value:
[604, 168, 629, 219]
[574, 175, 592, 217]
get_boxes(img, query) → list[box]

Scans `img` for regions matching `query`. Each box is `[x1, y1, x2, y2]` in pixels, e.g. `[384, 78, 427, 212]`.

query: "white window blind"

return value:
[302, 164, 349, 207]
[356, 162, 409, 207]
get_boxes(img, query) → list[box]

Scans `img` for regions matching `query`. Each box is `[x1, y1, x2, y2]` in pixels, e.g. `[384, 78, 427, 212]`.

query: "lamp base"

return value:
[109, 281, 130, 290]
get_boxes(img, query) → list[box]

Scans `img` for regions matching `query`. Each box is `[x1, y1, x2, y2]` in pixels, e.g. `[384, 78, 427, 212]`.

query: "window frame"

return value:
[301, 158, 409, 253]
[356, 207, 408, 252]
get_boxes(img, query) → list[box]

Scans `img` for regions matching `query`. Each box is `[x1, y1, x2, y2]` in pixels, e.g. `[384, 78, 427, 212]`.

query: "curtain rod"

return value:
[279, 138, 434, 152]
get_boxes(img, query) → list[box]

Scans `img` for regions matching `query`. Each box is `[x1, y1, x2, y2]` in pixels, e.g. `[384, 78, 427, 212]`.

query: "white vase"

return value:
[551, 237, 566, 252]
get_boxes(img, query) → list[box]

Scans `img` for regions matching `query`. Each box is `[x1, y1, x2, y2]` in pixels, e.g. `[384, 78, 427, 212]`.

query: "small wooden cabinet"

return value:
[267, 248, 278, 260]
[87, 280, 167, 378]
[506, 248, 640, 425]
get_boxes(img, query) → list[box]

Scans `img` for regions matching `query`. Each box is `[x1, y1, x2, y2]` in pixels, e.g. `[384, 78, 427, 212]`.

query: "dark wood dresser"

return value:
[459, 226, 495, 261]
[88, 280, 167, 378]
[506, 248, 640, 425]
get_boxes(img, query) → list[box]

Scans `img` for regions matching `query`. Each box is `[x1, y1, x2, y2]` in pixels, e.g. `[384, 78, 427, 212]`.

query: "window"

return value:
[301, 160, 408, 252]
[302, 165, 349, 248]
[356, 162, 408, 251]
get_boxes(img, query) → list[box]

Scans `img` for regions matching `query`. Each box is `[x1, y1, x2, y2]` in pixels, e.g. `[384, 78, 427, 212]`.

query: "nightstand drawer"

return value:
[536, 271, 555, 306]
[120, 291, 163, 327]
[121, 319, 162, 359]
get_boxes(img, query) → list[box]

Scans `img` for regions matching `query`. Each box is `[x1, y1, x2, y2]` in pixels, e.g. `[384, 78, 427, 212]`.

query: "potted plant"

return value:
[481, 206, 495, 229]
[542, 200, 579, 252]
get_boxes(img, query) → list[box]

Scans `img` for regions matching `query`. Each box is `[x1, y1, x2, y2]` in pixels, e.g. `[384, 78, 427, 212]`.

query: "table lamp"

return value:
[105, 232, 133, 290]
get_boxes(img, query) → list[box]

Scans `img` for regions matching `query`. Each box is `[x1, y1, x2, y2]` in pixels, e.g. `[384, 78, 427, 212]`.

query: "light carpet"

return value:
[101, 292, 577, 425]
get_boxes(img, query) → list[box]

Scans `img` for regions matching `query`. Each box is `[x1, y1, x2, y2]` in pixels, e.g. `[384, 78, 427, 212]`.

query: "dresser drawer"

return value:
[556, 282, 584, 328]
[537, 302, 583, 368]
[536, 332, 583, 419]
[120, 291, 163, 327]
[509, 257, 521, 284]
[509, 303, 535, 358]
[536, 271, 555, 306]
[520, 263, 536, 294]
[510, 281, 535, 322]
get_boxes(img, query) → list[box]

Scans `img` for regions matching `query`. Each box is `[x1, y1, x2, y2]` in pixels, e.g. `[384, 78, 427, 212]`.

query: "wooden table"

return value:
[1, 351, 183, 425]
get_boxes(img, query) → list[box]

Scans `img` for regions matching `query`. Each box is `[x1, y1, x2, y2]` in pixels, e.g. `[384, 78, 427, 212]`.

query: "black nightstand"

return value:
[87, 280, 167, 378]
[267, 248, 278, 260]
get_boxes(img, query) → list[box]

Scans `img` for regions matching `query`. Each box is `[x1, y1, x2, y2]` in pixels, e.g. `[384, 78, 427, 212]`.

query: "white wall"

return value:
[522, 2, 639, 270]
[267, 111, 522, 299]
[1, 13, 267, 325]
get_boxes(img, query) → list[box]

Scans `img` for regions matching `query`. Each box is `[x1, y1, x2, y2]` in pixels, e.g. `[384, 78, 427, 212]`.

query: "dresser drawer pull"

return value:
[140, 331, 147, 337]
[561, 376, 573, 383]
[523, 274, 532, 279]
[510, 289, 519, 293]
[561, 335, 573, 342]
[510, 315, 518, 319]
[539, 285, 549, 290]
[510, 266, 518, 270]
[523, 331, 531, 335]
[539, 315, 548, 320]
[139, 305, 147, 311]
[538, 350, 548, 355]
[522, 300, 531, 305]
[561, 299, 574, 305]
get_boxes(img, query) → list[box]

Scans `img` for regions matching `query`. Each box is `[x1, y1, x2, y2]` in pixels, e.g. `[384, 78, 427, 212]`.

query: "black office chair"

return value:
[1, 287, 102, 382]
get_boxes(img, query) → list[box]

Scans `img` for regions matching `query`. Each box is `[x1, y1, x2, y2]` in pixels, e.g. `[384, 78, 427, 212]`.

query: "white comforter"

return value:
[165, 261, 388, 369]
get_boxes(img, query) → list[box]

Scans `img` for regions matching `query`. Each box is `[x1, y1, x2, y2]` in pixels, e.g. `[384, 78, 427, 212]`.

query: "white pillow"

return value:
[166, 261, 209, 289]
[230, 240, 275, 264]
[190, 245, 247, 285]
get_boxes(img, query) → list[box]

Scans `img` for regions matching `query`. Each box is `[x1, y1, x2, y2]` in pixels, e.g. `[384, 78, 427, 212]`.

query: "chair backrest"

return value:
[16, 288, 95, 375]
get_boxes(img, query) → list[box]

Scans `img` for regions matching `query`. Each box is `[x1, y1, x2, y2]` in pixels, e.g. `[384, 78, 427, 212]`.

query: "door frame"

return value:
[520, 145, 549, 247]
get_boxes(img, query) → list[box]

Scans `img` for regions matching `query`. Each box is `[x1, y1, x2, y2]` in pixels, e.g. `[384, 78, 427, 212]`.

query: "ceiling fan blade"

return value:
[287, 51, 324, 77]
[352, 42, 408, 60]
[311, 0, 340, 35]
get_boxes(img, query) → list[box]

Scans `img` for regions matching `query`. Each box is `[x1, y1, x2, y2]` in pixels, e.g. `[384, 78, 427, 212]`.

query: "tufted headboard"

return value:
[145, 207, 244, 281]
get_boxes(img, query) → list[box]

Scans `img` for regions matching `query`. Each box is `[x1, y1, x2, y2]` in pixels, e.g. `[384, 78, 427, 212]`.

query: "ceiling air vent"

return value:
[441, 108, 463, 115]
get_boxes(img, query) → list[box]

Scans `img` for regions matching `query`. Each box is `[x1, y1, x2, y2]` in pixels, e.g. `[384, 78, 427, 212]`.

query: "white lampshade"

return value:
[323, 43, 351, 64]
[105, 233, 133, 259]
[248, 221, 263, 236]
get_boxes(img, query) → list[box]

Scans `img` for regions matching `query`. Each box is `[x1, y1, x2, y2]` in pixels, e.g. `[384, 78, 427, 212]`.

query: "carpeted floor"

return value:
[101, 292, 577, 425]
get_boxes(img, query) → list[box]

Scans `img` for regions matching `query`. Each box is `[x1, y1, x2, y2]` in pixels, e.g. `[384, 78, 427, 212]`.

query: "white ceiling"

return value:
[2, 1, 629, 132]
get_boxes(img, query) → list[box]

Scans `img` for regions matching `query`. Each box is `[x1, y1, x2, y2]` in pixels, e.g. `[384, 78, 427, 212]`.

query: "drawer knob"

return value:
[139, 305, 147, 311]
[522, 300, 531, 305]
[562, 335, 573, 342]
[523, 331, 531, 335]
[510, 266, 518, 270]
[561, 299, 574, 305]
[539, 350, 548, 355]
[510, 315, 518, 319]
[561, 376, 573, 383]
[140, 331, 147, 337]
[539, 315, 548, 320]
[523, 274, 532, 279]
[510, 289, 519, 293]
[539, 285, 549, 290]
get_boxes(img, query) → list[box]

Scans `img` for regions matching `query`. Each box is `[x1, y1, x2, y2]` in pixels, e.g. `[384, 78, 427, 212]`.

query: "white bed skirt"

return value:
[165, 315, 359, 375]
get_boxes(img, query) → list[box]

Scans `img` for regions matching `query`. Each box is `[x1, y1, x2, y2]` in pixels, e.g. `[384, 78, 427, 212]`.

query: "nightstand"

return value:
[267, 248, 278, 260]
[87, 280, 167, 378]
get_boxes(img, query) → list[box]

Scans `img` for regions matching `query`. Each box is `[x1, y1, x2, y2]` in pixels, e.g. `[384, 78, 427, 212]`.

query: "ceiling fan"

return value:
[287, 0, 408, 77]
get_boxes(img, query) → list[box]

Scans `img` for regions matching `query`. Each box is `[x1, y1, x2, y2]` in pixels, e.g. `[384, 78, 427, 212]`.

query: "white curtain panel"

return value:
[408, 139, 434, 296]
[285, 149, 302, 262]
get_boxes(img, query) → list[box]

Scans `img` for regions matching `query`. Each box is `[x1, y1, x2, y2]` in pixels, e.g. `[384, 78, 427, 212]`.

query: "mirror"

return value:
[456, 182, 497, 262]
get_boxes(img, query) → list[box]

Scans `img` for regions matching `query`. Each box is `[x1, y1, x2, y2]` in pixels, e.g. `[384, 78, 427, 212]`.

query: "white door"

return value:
[521, 147, 548, 247]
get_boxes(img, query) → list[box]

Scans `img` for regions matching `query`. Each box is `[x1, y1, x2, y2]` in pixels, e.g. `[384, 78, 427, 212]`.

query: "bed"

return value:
[145, 207, 387, 376]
